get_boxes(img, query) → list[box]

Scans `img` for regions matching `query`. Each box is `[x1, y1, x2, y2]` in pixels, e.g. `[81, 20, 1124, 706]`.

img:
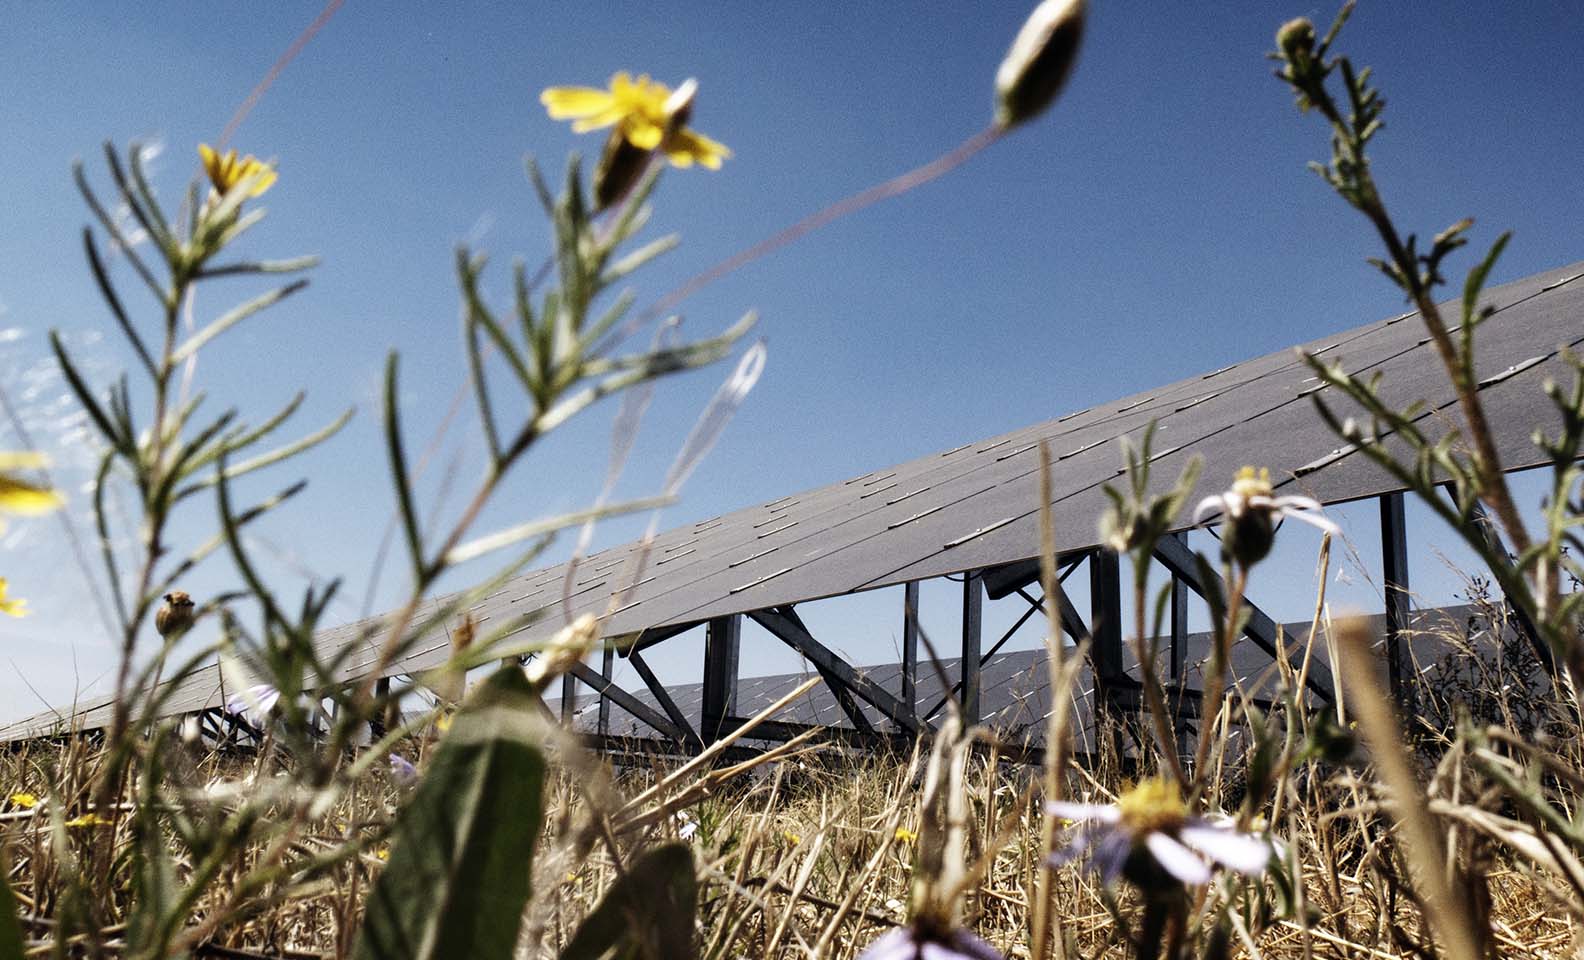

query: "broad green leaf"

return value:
[560, 842, 697, 960]
[354, 668, 546, 960]
[0, 871, 23, 960]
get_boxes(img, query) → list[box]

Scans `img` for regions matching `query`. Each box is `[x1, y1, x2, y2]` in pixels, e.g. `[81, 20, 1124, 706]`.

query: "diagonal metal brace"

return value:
[1154, 532, 1335, 703]
[568, 660, 694, 747]
[751, 607, 924, 736]
[626, 649, 704, 750]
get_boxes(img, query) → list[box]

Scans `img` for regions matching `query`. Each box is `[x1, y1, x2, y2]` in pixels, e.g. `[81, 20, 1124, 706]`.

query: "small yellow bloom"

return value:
[783, 830, 802, 845]
[64, 812, 112, 829]
[1230, 466, 1274, 501]
[0, 451, 64, 530]
[198, 143, 277, 198]
[1116, 778, 1188, 835]
[0, 580, 28, 618]
[540, 72, 730, 170]
[436, 710, 454, 733]
[375, 846, 390, 861]
[8, 792, 38, 809]
[893, 827, 917, 843]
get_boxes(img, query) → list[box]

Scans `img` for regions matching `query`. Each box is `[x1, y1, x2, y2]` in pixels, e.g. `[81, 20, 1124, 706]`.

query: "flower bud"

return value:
[1276, 17, 1316, 61]
[994, 0, 1086, 130]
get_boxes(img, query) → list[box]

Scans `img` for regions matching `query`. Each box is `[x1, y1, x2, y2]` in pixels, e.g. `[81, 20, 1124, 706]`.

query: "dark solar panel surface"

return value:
[6, 261, 1579, 740]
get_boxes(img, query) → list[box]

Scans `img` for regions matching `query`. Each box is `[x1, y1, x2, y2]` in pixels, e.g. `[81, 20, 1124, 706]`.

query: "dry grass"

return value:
[2, 602, 1581, 959]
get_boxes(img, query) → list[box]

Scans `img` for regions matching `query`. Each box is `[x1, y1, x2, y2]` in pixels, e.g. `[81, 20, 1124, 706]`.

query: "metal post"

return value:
[1089, 549, 1125, 749]
[560, 671, 577, 726]
[598, 645, 614, 736]
[961, 571, 983, 724]
[1380, 492, 1416, 716]
[1170, 572, 1190, 754]
[702, 614, 741, 744]
[902, 581, 920, 720]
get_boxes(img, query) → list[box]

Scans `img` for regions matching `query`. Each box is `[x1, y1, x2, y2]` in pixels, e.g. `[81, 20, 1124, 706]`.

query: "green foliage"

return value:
[0, 872, 22, 960]
[355, 669, 548, 960]
[560, 843, 698, 960]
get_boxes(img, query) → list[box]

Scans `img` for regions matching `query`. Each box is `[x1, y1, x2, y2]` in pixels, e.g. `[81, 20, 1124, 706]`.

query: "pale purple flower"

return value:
[1048, 779, 1274, 888]
[856, 926, 1005, 960]
[223, 683, 281, 726]
[389, 753, 418, 786]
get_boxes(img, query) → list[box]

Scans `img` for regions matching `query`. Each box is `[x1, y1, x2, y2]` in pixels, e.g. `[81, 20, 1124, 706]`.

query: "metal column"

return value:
[701, 614, 741, 744]
[1170, 571, 1191, 754]
[1089, 549, 1125, 745]
[961, 572, 983, 724]
[902, 581, 920, 721]
[598, 645, 614, 736]
[1380, 492, 1416, 716]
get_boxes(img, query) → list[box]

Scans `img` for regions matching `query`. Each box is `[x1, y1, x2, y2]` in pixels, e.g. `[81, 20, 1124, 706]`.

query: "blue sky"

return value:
[1, 2, 1580, 721]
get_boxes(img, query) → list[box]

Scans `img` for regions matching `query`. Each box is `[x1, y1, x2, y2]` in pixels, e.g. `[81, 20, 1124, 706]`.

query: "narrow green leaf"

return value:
[0, 872, 22, 960]
[560, 843, 697, 960]
[354, 668, 548, 960]
[170, 279, 308, 365]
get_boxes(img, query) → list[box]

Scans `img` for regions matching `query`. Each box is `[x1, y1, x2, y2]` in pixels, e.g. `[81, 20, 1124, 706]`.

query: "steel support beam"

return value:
[781, 608, 875, 734]
[627, 649, 702, 749]
[962, 571, 984, 724]
[902, 581, 920, 719]
[1089, 549, 1125, 734]
[560, 671, 577, 725]
[598, 645, 615, 736]
[1153, 532, 1336, 703]
[1170, 572, 1192, 753]
[701, 615, 741, 744]
[750, 607, 923, 735]
[618, 620, 701, 658]
[1380, 492, 1416, 715]
[567, 660, 690, 745]
[981, 553, 1085, 600]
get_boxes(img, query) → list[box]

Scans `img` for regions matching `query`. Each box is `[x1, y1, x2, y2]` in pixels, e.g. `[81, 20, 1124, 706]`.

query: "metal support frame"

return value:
[568, 660, 692, 746]
[701, 615, 741, 744]
[560, 671, 578, 725]
[750, 607, 923, 735]
[961, 571, 984, 724]
[1089, 548, 1126, 738]
[781, 607, 875, 733]
[598, 646, 615, 736]
[1379, 492, 1417, 715]
[902, 581, 920, 718]
[1170, 572, 1192, 753]
[627, 649, 703, 749]
[1153, 532, 1335, 703]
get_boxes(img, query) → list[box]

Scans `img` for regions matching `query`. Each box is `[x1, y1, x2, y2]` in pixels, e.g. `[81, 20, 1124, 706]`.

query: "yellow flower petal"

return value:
[197, 144, 276, 198]
[8, 792, 37, 809]
[0, 451, 48, 471]
[541, 86, 617, 119]
[623, 118, 666, 150]
[665, 129, 731, 170]
[0, 476, 62, 515]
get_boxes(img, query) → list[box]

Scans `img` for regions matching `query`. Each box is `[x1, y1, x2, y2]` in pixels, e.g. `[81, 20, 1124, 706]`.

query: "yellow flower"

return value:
[0, 579, 28, 618]
[783, 830, 802, 845]
[375, 846, 390, 861]
[198, 143, 277, 198]
[64, 812, 112, 829]
[540, 72, 730, 170]
[0, 451, 64, 531]
[436, 710, 454, 733]
[893, 827, 917, 843]
[8, 792, 38, 809]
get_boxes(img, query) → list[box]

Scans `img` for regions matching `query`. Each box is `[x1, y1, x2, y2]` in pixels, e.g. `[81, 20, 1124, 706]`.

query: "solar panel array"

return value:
[5, 260, 1580, 740]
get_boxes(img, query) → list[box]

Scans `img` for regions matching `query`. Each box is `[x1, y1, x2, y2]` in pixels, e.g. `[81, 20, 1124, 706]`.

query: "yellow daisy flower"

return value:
[0, 451, 64, 529]
[540, 72, 730, 170]
[893, 827, 917, 843]
[64, 812, 113, 829]
[198, 143, 278, 198]
[8, 792, 38, 809]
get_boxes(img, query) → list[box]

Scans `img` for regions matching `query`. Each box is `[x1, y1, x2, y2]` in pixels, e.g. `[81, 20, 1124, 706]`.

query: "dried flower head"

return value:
[994, 0, 1086, 130]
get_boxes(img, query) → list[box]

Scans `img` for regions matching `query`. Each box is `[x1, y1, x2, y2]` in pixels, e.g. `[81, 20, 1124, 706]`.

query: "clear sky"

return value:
[1, 2, 1580, 722]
